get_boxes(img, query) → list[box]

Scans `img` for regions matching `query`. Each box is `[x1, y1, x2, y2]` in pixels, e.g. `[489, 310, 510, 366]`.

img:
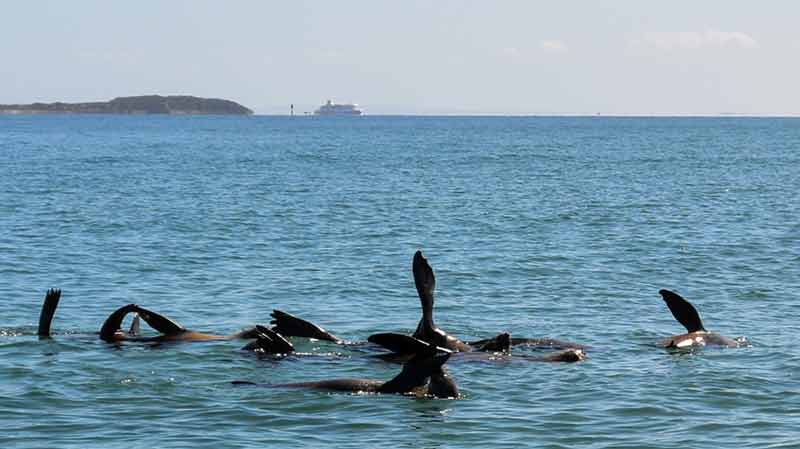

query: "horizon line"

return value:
[253, 112, 800, 118]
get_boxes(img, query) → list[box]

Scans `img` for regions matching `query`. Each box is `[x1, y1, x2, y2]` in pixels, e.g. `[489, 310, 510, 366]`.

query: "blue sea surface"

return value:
[1, 115, 799, 448]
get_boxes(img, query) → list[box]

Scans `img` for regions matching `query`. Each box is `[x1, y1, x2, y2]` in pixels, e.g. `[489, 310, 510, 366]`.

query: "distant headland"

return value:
[0, 95, 253, 115]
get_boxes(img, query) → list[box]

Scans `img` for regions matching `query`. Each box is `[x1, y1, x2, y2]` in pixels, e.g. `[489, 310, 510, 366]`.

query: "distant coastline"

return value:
[0, 95, 253, 115]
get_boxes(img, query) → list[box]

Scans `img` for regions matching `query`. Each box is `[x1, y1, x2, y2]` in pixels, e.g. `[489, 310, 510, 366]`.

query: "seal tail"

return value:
[413, 251, 436, 329]
[37, 288, 62, 338]
[659, 289, 706, 333]
[269, 310, 343, 344]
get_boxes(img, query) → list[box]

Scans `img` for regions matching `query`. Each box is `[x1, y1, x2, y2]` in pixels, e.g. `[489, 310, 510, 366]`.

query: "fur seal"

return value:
[270, 308, 579, 363]
[234, 341, 457, 398]
[34, 289, 275, 344]
[267, 253, 582, 352]
[369, 332, 584, 363]
[98, 304, 261, 343]
[407, 251, 584, 352]
[531, 348, 586, 362]
[410, 251, 473, 352]
[468, 336, 585, 351]
[657, 289, 739, 349]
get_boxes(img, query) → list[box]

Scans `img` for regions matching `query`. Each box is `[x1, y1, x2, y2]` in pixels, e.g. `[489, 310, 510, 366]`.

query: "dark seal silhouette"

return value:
[269, 310, 343, 344]
[98, 304, 262, 343]
[657, 289, 739, 348]
[234, 339, 458, 398]
[402, 251, 584, 352]
[35, 290, 263, 343]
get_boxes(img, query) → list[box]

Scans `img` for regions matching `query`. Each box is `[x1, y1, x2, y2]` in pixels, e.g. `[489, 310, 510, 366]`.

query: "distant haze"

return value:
[2, 1, 799, 115]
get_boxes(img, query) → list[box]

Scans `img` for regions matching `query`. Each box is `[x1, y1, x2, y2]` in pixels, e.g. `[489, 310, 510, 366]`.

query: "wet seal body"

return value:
[268, 251, 582, 355]
[369, 332, 585, 363]
[410, 251, 473, 352]
[406, 251, 584, 352]
[657, 289, 739, 349]
[235, 339, 458, 398]
[99, 304, 260, 343]
[35, 289, 297, 352]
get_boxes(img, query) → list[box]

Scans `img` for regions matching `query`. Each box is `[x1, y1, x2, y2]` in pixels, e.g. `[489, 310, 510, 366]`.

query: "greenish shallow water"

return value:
[1, 115, 799, 448]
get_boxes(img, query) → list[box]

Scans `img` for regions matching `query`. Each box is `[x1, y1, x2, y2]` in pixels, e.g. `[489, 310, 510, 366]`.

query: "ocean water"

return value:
[1, 115, 798, 448]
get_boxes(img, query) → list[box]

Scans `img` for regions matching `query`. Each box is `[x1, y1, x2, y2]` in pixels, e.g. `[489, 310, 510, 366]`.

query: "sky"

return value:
[2, 1, 799, 115]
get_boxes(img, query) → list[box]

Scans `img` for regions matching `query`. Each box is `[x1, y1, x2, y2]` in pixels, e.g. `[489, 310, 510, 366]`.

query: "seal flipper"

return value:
[412, 251, 436, 331]
[243, 325, 294, 354]
[99, 304, 139, 342]
[379, 351, 452, 394]
[368, 333, 433, 355]
[659, 289, 706, 333]
[37, 288, 61, 338]
[428, 368, 459, 399]
[270, 310, 343, 344]
[133, 306, 186, 335]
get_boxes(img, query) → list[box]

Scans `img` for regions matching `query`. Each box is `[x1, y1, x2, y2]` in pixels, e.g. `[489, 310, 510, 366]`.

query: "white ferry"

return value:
[313, 100, 363, 116]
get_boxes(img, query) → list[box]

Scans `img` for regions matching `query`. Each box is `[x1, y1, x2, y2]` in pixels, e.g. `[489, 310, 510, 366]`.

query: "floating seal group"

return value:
[28, 251, 743, 399]
[359, 251, 586, 365]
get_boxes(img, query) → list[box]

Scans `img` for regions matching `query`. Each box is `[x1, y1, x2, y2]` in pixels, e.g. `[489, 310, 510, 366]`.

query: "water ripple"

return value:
[1, 116, 799, 448]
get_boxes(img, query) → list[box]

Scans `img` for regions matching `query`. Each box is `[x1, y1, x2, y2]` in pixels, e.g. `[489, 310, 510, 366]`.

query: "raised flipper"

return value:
[133, 306, 186, 335]
[413, 251, 436, 330]
[469, 333, 511, 352]
[128, 313, 141, 337]
[270, 310, 343, 344]
[37, 288, 62, 338]
[241, 325, 294, 354]
[99, 304, 139, 342]
[368, 333, 434, 355]
[379, 350, 452, 394]
[659, 289, 706, 333]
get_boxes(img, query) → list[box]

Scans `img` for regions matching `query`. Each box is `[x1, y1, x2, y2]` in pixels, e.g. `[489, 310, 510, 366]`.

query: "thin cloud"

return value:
[636, 30, 759, 50]
[539, 40, 568, 53]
